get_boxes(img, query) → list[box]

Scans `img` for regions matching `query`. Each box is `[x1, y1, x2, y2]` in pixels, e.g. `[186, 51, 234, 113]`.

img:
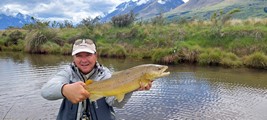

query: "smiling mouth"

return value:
[81, 64, 89, 66]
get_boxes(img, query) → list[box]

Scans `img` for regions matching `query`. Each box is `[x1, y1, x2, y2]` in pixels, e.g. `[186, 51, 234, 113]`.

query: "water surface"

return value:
[0, 52, 267, 120]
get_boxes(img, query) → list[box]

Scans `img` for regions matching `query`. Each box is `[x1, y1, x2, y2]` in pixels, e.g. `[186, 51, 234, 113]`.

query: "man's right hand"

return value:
[62, 81, 90, 104]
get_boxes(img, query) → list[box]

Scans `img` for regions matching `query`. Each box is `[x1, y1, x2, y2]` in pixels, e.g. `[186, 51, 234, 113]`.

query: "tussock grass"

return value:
[60, 43, 72, 55]
[40, 41, 61, 54]
[97, 42, 127, 58]
[244, 52, 267, 69]
[25, 31, 47, 53]
[198, 48, 223, 65]
[151, 48, 175, 64]
[221, 52, 242, 68]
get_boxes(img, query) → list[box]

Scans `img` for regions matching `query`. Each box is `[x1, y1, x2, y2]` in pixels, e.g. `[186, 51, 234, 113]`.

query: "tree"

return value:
[79, 16, 101, 30]
[151, 13, 164, 25]
[111, 10, 136, 27]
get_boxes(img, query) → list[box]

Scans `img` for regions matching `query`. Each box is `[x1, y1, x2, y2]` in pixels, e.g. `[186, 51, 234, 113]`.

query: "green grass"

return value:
[244, 52, 267, 69]
[1, 18, 267, 69]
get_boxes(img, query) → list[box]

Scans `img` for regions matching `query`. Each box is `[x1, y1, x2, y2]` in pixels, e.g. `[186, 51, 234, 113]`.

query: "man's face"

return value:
[73, 52, 97, 74]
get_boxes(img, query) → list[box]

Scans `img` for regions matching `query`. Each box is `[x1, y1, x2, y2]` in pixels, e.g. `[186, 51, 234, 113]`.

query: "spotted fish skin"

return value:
[85, 64, 170, 102]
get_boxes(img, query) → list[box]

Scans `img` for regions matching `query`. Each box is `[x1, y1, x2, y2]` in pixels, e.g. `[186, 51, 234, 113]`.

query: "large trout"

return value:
[85, 64, 170, 102]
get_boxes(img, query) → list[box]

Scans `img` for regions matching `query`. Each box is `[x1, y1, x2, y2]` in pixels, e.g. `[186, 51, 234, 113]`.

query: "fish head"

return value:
[143, 64, 170, 80]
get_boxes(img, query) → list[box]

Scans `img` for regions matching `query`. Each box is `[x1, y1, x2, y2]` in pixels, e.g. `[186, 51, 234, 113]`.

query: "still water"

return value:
[0, 52, 267, 120]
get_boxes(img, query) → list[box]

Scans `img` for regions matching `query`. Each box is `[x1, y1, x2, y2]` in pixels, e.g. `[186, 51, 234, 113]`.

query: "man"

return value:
[41, 39, 152, 120]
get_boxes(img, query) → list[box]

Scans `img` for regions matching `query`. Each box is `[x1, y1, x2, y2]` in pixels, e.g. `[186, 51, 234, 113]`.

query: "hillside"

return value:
[101, 0, 184, 22]
[174, 0, 224, 11]
[165, 0, 267, 20]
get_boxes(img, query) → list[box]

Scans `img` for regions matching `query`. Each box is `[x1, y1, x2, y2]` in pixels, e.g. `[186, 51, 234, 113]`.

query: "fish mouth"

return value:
[159, 65, 170, 77]
[161, 71, 170, 77]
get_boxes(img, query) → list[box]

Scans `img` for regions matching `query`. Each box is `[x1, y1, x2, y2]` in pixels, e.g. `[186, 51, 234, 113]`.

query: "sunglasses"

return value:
[74, 39, 94, 45]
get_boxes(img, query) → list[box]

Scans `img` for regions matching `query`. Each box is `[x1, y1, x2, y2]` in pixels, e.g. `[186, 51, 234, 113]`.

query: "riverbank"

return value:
[0, 18, 267, 69]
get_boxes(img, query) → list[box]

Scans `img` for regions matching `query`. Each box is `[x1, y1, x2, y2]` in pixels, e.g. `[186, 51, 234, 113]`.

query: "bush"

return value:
[244, 52, 267, 69]
[220, 52, 242, 67]
[198, 48, 223, 65]
[109, 45, 127, 58]
[8, 30, 25, 45]
[111, 11, 135, 27]
[176, 44, 202, 63]
[60, 43, 72, 55]
[40, 41, 61, 54]
[151, 48, 175, 64]
[25, 31, 48, 53]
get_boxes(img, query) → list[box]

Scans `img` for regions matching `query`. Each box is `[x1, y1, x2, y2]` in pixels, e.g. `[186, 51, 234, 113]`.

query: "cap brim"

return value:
[72, 49, 95, 56]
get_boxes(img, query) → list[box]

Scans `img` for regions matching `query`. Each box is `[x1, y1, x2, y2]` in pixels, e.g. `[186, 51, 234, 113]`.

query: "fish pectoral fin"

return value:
[140, 79, 151, 87]
[90, 94, 103, 102]
[85, 79, 94, 85]
[115, 94, 125, 102]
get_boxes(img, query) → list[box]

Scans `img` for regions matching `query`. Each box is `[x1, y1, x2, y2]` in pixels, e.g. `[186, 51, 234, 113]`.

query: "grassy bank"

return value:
[0, 18, 267, 69]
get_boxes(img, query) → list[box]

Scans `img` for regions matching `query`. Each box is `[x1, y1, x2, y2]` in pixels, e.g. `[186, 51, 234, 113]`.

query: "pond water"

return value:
[0, 52, 267, 120]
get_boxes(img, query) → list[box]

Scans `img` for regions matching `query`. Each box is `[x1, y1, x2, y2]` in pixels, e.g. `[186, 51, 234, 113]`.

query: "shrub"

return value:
[244, 52, 267, 69]
[25, 31, 48, 53]
[60, 43, 72, 55]
[176, 45, 202, 63]
[40, 41, 61, 54]
[198, 48, 223, 65]
[151, 48, 175, 64]
[109, 45, 127, 58]
[111, 11, 135, 27]
[220, 52, 242, 67]
[8, 30, 25, 45]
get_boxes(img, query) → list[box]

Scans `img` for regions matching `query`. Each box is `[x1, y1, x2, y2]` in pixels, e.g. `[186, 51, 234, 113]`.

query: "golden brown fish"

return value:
[85, 64, 170, 102]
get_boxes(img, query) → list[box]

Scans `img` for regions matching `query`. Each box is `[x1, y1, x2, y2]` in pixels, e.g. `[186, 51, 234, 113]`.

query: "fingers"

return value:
[62, 81, 90, 104]
[78, 81, 86, 87]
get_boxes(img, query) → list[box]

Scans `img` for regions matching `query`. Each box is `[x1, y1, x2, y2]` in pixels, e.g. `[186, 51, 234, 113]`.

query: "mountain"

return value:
[101, 0, 184, 22]
[165, 0, 267, 20]
[174, 0, 224, 11]
[0, 13, 34, 30]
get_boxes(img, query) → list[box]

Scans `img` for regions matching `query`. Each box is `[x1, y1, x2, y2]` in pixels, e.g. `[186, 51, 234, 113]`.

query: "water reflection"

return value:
[27, 54, 72, 67]
[0, 52, 267, 120]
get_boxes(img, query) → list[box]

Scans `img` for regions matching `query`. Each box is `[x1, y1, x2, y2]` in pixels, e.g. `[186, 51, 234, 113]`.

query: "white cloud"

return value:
[0, 0, 127, 24]
[0, 0, 189, 24]
[0, 4, 29, 16]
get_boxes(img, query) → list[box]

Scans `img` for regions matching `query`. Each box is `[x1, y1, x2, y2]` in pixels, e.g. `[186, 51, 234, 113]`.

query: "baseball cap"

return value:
[72, 39, 96, 56]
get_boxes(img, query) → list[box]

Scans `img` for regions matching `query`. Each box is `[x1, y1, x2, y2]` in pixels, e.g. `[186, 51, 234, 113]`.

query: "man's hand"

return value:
[137, 81, 153, 91]
[62, 81, 90, 104]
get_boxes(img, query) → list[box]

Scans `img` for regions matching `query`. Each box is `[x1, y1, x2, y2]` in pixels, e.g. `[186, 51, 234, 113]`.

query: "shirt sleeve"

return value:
[41, 69, 70, 100]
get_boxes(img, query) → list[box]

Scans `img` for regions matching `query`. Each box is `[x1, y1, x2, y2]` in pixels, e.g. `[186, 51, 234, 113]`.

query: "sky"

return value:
[0, 0, 189, 24]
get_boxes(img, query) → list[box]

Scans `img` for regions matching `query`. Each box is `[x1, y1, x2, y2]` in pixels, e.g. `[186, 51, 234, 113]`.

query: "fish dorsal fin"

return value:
[85, 79, 94, 85]
[116, 94, 125, 102]
[90, 94, 104, 102]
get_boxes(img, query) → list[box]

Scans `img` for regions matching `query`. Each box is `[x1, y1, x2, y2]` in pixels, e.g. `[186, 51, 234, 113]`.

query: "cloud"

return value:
[0, 0, 127, 24]
[0, 0, 189, 24]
